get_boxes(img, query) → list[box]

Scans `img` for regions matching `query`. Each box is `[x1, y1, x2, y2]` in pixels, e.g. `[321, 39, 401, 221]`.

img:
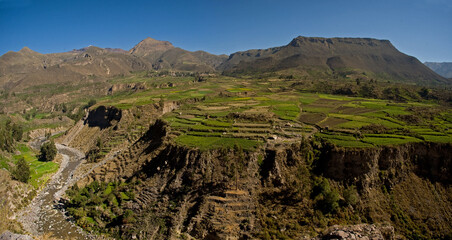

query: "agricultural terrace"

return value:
[95, 74, 452, 149]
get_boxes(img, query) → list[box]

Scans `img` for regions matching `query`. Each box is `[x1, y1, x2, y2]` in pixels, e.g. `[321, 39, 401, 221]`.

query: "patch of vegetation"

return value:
[39, 140, 57, 162]
[272, 104, 300, 120]
[362, 135, 422, 145]
[66, 181, 136, 233]
[311, 177, 340, 214]
[227, 87, 252, 93]
[10, 144, 59, 188]
[0, 119, 23, 152]
[12, 157, 30, 183]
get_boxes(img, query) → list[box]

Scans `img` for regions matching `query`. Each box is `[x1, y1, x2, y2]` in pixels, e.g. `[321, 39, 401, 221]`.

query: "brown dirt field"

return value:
[299, 112, 326, 124]
[331, 106, 375, 115]
[312, 98, 349, 106]
[242, 106, 270, 113]
[198, 106, 230, 111]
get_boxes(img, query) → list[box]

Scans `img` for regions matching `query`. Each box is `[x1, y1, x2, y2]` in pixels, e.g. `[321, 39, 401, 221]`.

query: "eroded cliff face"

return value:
[71, 120, 452, 239]
[317, 143, 452, 188]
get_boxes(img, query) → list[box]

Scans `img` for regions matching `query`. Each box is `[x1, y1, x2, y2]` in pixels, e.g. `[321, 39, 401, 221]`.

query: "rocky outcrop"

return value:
[0, 231, 33, 240]
[320, 224, 395, 240]
[107, 82, 147, 95]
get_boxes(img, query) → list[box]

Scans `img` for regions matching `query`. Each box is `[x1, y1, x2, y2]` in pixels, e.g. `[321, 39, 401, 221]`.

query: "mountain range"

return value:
[424, 62, 452, 78]
[0, 36, 449, 91]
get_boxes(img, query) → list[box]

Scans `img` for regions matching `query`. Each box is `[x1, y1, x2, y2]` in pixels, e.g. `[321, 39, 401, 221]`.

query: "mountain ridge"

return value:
[0, 36, 450, 91]
[424, 62, 452, 78]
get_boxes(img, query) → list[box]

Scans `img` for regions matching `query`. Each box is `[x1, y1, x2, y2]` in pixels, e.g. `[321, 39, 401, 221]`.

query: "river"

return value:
[18, 143, 91, 239]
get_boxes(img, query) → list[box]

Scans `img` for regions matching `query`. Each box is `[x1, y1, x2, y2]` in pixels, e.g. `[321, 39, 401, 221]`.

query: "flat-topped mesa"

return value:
[220, 35, 448, 85]
[129, 37, 175, 56]
[285, 36, 401, 57]
[288, 36, 392, 48]
[286, 36, 399, 56]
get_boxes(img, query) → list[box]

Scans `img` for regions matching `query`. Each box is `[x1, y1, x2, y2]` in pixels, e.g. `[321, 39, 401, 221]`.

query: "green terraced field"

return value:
[120, 76, 449, 149]
[10, 73, 450, 150]
[12, 144, 59, 188]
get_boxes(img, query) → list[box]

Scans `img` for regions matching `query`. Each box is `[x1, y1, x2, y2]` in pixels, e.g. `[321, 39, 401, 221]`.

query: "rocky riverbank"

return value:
[17, 144, 91, 239]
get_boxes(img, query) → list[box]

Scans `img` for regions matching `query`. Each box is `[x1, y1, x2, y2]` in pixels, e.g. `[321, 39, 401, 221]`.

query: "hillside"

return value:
[0, 68, 451, 239]
[220, 36, 449, 85]
[129, 37, 227, 72]
[0, 38, 227, 92]
[424, 62, 452, 78]
[0, 46, 150, 91]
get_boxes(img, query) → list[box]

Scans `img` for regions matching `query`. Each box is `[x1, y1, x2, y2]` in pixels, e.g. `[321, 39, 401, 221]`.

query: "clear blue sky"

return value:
[1, 0, 451, 62]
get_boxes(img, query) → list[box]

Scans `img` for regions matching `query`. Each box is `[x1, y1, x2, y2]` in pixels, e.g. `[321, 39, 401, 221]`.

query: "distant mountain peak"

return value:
[424, 62, 452, 78]
[129, 37, 174, 56]
[18, 46, 40, 55]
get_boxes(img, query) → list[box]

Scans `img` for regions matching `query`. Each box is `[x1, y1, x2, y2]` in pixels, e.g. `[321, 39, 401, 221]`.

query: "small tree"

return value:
[11, 123, 23, 142]
[40, 140, 57, 162]
[85, 99, 97, 109]
[13, 157, 30, 183]
[62, 103, 68, 113]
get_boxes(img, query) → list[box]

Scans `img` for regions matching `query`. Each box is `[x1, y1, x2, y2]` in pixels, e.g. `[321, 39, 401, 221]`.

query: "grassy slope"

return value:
[12, 144, 59, 188]
[1, 144, 58, 190]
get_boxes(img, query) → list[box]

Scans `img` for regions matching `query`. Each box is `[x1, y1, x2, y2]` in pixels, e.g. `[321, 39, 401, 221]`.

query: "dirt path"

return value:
[17, 144, 92, 239]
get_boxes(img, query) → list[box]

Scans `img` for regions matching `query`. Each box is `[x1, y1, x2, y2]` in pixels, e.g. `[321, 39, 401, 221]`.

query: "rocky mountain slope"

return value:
[129, 37, 227, 72]
[424, 62, 452, 78]
[0, 45, 150, 91]
[0, 37, 227, 91]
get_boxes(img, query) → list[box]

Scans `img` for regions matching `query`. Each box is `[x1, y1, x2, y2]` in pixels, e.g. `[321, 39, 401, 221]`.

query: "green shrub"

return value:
[11, 123, 23, 142]
[39, 140, 57, 161]
[0, 120, 23, 152]
[122, 209, 136, 224]
[323, 190, 340, 213]
[13, 157, 30, 183]
[85, 99, 97, 109]
[343, 185, 359, 206]
[312, 177, 340, 214]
